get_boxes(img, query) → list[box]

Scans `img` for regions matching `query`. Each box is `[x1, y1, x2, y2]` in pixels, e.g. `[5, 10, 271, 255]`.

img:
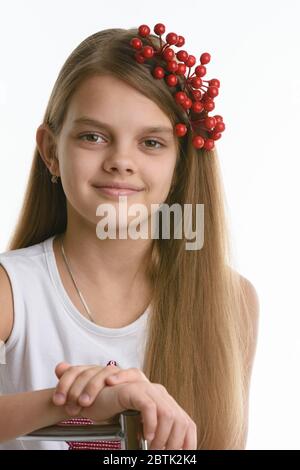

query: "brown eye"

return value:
[143, 139, 164, 149]
[79, 133, 104, 144]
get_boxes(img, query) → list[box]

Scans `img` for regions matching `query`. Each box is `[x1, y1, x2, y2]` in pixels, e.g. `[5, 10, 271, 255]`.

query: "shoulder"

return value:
[0, 264, 14, 343]
[239, 274, 259, 309]
[231, 269, 260, 374]
[239, 273, 260, 341]
[233, 272, 260, 449]
[236, 273, 260, 389]
[239, 274, 260, 329]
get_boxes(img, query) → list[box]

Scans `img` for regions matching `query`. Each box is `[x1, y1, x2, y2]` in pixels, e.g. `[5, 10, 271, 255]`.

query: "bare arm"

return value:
[0, 268, 69, 443]
[0, 388, 69, 443]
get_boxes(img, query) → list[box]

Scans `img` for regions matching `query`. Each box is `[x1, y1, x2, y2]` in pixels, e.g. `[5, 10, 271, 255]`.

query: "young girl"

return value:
[0, 23, 259, 450]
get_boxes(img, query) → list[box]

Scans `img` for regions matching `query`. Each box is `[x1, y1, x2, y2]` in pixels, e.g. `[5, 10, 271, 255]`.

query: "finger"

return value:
[116, 382, 158, 442]
[66, 366, 102, 406]
[115, 381, 177, 446]
[154, 391, 191, 450]
[181, 420, 198, 450]
[154, 389, 192, 449]
[52, 365, 97, 405]
[77, 365, 122, 406]
[55, 362, 72, 379]
[147, 398, 175, 450]
[139, 384, 184, 450]
[164, 413, 190, 450]
[105, 367, 149, 386]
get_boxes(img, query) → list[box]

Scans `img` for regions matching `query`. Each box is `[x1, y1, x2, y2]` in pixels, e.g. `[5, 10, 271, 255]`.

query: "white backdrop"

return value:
[0, 0, 299, 450]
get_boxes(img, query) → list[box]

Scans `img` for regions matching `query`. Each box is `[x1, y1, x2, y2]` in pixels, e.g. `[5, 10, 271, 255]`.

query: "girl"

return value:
[0, 23, 259, 450]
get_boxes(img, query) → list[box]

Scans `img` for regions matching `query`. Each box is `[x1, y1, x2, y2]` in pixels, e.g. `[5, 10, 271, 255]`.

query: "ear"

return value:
[36, 124, 60, 178]
[55, 361, 71, 379]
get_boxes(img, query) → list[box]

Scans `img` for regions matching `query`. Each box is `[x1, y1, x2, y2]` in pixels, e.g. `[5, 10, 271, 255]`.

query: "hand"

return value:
[52, 362, 149, 416]
[52, 361, 123, 415]
[82, 375, 198, 450]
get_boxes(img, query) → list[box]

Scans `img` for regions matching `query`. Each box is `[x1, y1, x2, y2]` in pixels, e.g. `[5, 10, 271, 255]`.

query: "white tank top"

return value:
[0, 235, 151, 450]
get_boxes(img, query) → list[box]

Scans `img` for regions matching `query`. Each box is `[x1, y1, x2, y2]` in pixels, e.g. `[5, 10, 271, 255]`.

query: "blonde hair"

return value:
[7, 28, 252, 449]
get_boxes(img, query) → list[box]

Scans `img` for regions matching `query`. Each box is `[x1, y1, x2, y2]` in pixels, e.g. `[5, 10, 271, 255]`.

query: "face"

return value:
[43, 74, 179, 235]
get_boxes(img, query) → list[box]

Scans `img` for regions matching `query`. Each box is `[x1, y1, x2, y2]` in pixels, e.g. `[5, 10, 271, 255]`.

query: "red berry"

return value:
[175, 123, 187, 137]
[153, 66, 165, 79]
[130, 38, 143, 50]
[203, 100, 215, 112]
[176, 36, 185, 47]
[154, 23, 165, 35]
[166, 60, 178, 72]
[135, 52, 146, 64]
[195, 65, 206, 77]
[182, 97, 192, 109]
[210, 78, 220, 88]
[191, 77, 202, 89]
[214, 115, 223, 123]
[192, 135, 205, 149]
[166, 74, 178, 87]
[200, 52, 211, 65]
[192, 101, 204, 113]
[215, 122, 225, 132]
[203, 138, 215, 150]
[210, 131, 222, 140]
[166, 32, 178, 45]
[192, 89, 202, 100]
[185, 55, 196, 67]
[204, 117, 216, 129]
[175, 91, 186, 104]
[176, 50, 188, 62]
[163, 47, 175, 61]
[176, 63, 186, 75]
[138, 25, 150, 37]
[207, 86, 219, 98]
[142, 46, 154, 58]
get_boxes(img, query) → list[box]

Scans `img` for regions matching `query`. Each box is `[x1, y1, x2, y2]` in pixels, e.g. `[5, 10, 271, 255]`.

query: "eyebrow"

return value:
[72, 116, 174, 135]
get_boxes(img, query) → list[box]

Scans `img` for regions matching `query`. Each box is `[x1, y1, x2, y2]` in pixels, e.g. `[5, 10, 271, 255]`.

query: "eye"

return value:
[78, 133, 165, 149]
[79, 133, 104, 144]
[143, 139, 165, 150]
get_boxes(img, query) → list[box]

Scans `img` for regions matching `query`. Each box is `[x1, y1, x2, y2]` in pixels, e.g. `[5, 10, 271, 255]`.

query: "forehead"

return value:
[65, 74, 173, 130]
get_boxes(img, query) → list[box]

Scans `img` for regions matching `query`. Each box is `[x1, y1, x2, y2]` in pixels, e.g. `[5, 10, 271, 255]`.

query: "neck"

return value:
[56, 219, 154, 298]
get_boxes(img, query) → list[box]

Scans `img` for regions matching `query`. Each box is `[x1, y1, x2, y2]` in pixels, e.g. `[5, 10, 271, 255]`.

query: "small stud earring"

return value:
[51, 174, 59, 183]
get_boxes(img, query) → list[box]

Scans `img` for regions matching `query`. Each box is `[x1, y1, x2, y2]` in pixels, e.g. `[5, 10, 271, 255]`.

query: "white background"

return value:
[0, 0, 299, 449]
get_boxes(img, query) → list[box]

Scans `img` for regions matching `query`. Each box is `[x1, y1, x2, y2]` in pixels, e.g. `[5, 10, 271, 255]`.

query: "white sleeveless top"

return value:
[0, 235, 151, 450]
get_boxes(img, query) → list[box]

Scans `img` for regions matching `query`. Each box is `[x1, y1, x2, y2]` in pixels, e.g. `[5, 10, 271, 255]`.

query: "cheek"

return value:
[146, 163, 175, 200]
[60, 145, 94, 189]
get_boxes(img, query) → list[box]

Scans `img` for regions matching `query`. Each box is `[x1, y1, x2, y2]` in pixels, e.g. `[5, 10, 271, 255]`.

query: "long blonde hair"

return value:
[7, 28, 252, 449]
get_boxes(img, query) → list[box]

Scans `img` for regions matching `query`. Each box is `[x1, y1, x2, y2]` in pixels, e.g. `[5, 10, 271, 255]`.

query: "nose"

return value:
[102, 144, 138, 176]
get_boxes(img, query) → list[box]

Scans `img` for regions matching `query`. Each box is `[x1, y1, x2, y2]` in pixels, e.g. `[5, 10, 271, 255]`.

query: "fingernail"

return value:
[53, 392, 65, 404]
[79, 393, 90, 403]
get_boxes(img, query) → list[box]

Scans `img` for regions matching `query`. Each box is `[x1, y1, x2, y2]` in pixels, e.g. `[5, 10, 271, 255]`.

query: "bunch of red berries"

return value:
[130, 23, 225, 150]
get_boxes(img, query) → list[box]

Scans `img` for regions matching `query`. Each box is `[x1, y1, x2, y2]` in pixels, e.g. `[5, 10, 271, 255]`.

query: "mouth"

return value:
[93, 186, 144, 198]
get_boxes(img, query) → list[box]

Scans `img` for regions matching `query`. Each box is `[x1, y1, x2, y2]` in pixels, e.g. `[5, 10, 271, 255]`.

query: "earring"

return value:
[51, 174, 59, 183]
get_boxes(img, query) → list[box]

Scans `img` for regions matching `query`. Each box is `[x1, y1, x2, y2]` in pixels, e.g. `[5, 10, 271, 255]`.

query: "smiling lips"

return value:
[93, 182, 144, 197]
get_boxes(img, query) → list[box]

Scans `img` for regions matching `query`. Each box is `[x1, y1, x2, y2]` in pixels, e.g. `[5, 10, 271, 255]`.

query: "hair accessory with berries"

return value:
[130, 23, 225, 150]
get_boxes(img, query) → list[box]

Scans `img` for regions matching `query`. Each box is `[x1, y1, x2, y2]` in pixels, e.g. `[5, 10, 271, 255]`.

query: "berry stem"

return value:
[161, 43, 169, 54]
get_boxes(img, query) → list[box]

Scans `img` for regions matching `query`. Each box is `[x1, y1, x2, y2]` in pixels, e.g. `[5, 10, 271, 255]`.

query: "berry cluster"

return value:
[130, 23, 225, 150]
